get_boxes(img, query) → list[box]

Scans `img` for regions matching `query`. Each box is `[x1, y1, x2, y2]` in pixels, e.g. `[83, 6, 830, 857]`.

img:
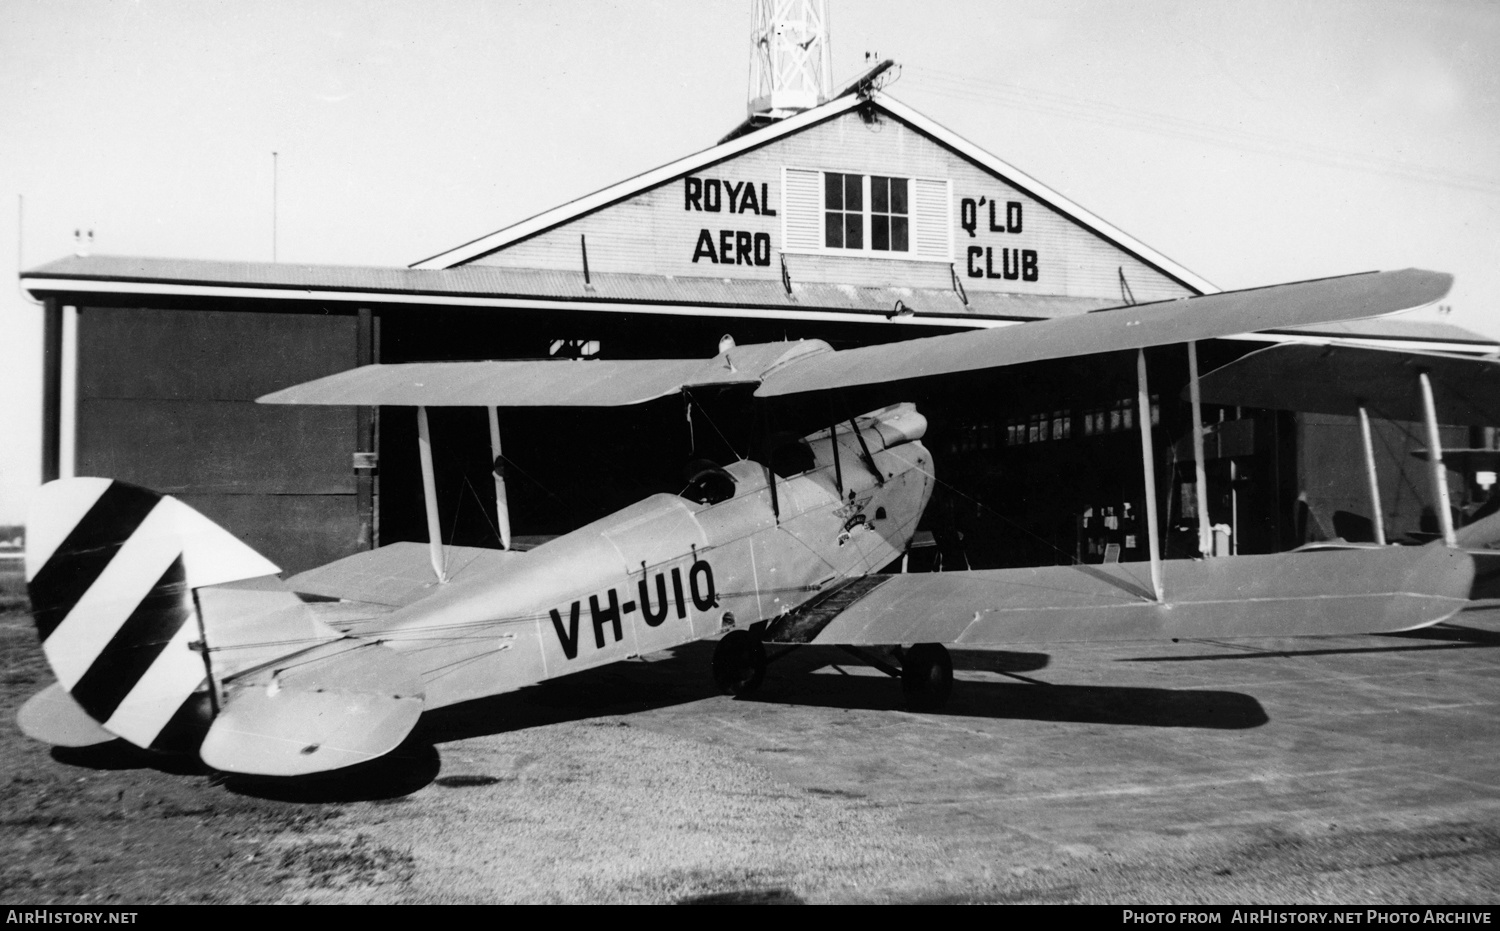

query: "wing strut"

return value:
[487, 406, 513, 550]
[848, 416, 884, 486]
[827, 397, 844, 497]
[416, 405, 447, 582]
[760, 403, 780, 523]
[1187, 341, 1212, 556]
[1136, 349, 1164, 601]
[1357, 404, 1387, 545]
[1419, 372, 1458, 547]
[839, 393, 884, 487]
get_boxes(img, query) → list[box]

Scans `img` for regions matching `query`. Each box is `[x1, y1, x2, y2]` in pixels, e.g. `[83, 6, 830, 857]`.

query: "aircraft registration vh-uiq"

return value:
[17, 268, 1490, 778]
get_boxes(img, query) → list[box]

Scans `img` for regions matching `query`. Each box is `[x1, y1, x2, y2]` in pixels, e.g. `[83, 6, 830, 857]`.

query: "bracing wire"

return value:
[907, 458, 1083, 566]
[688, 390, 747, 462]
[460, 473, 503, 545]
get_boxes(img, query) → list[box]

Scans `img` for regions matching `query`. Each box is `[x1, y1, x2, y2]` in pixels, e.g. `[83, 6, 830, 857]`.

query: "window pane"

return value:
[891, 216, 908, 252]
[824, 211, 843, 248]
[845, 214, 863, 249]
[890, 178, 908, 214]
[824, 172, 843, 210]
[872, 215, 889, 251]
[845, 174, 862, 211]
[871, 176, 888, 213]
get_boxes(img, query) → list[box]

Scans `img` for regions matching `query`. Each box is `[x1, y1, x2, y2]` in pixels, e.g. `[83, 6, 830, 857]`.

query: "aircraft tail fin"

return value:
[23, 478, 424, 773]
[25, 478, 282, 752]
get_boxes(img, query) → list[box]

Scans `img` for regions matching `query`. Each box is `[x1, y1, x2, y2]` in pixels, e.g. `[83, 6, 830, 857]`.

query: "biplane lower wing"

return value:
[766, 543, 1473, 647]
[287, 541, 528, 608]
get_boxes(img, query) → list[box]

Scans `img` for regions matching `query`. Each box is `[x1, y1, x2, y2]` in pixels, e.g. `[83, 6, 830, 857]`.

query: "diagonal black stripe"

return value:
[71, 556, 193, 725]
[29, 481, 162, 642]
[148, 684, 213, 754]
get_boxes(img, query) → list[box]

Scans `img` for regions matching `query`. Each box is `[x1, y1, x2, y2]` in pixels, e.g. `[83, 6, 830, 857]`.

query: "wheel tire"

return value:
[712, 630, 766, 697]
[901, 643, 953, 711]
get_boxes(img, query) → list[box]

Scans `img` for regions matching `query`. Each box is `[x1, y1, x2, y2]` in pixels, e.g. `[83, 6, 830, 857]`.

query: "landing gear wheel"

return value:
[901, 643, 953, 711]
[712, 630, 766, 697]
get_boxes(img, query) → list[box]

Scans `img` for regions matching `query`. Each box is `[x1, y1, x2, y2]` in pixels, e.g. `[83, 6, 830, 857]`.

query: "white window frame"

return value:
[781, 166, 952, 263]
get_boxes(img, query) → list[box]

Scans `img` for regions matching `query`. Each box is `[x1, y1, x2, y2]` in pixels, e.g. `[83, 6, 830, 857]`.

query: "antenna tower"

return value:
[748, 0, 832, 120]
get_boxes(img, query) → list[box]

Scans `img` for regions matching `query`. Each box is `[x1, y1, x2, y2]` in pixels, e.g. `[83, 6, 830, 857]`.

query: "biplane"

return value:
[16, 268, 1483, 777]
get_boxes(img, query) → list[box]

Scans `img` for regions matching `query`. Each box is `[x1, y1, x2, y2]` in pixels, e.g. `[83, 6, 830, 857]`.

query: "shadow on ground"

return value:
[1123, 620, 1500, 663]
[38, 636, 1268, 801]
[219, 741, 443, 803]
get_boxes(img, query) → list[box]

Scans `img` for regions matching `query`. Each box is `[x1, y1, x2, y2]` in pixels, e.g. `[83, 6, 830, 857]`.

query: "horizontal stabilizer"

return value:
[196, 575, 346, 680]
[769, 544, 1473, 647]
[199, 638, 425, 776]
[16, 683, 116, 748]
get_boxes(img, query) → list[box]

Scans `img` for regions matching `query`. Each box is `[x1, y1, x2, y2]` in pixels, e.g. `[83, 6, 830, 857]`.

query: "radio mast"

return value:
[747, 0, 832, 121]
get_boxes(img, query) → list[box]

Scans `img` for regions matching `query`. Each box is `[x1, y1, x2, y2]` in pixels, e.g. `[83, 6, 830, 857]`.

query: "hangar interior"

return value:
[23, 75, 1496, 576]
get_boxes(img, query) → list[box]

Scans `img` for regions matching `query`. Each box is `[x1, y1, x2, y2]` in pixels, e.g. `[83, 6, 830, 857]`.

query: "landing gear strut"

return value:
[712, 629, 766, 697]
[900, 643, 953, 711]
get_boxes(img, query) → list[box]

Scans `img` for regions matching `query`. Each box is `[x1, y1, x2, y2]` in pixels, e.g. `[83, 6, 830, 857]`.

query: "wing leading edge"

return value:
[256, 340, 831, 407]
[256, 269, 1451, 409]
[1192, 341, 1500, 425]
[766, 543, 1473, 647]
[754, 269, 1452, 398]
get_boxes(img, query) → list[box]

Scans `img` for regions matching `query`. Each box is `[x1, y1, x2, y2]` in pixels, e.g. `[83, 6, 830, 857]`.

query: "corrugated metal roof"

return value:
[22, 254, 1112, 321]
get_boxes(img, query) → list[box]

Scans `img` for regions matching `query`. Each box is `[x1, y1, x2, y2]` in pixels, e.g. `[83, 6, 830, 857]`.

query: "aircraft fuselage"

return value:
[362, 404, 934, 709]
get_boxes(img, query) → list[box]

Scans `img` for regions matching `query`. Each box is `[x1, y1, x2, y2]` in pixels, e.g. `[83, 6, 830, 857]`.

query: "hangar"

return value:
[19, 36, 1498, 575]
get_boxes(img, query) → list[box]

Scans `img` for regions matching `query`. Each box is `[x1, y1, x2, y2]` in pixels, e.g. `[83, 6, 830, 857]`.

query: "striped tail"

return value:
[25, 478, 427, 776]
[24, 478, 280, 753]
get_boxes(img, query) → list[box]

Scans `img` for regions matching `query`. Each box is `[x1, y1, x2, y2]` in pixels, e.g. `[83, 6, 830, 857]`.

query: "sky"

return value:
[2, 0, 1498, 524]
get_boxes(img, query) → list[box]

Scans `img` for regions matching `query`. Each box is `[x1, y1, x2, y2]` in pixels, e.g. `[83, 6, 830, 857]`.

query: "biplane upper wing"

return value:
[256, 270, 1451, 409]
[765, 543, 1474, 647]
[1191, 337, 1500, 596]
[754, 269, 1452, 398]
[1192, 341, 1500, 425]
[256, 340, 830, 407]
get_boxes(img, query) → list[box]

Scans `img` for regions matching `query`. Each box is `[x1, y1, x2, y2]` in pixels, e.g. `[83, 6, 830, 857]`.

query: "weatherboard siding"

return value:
[469, 111, 1192, 306]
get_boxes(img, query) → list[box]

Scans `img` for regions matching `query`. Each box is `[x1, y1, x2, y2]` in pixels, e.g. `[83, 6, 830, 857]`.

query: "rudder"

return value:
[24, 479, 280, 752]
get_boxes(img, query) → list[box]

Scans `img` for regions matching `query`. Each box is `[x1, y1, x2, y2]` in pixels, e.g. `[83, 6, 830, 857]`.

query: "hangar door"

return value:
[75, 305, 363, 574]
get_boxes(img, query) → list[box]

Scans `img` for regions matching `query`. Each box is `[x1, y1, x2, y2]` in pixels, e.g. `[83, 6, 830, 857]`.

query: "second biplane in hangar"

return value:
[16, 268, 1482, 777]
